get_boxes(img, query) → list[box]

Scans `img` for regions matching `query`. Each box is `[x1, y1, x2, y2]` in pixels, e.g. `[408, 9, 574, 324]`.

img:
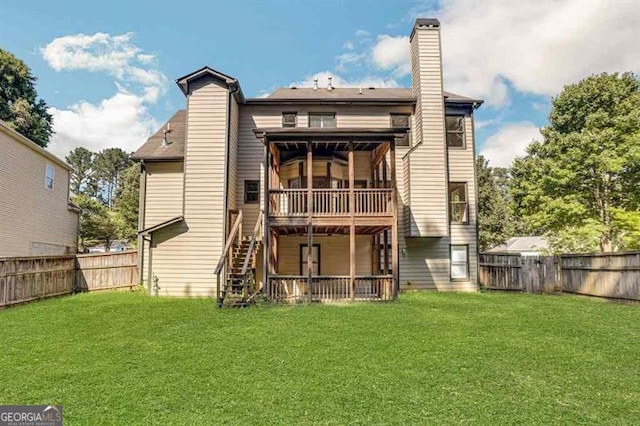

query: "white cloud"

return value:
[291, 70, 401, 90]
[435, 0, 640, 106]
[41, 32, 167, 158]
[480, 122, 542, 167]
[48, 92, 158, 159]
[342, 41, 355, 50]
[371, 35, 410, 77]
[324, 1, 639, 107]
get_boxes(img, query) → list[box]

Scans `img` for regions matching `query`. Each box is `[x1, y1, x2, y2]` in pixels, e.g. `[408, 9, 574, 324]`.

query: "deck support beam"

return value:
[262, 141, 270, 294]
[349, 142, 355, 302]
[307, 141, 313, 302]
[390, 140, 399, 296]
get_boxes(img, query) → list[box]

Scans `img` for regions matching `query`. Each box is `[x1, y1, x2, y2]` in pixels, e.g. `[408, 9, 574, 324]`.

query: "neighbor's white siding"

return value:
[0, 125, 77, 257]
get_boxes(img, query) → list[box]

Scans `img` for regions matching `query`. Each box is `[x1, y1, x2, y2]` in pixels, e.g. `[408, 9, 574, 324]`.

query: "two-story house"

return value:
[132, 18, 482, 304]
[0, 120, 79, 257]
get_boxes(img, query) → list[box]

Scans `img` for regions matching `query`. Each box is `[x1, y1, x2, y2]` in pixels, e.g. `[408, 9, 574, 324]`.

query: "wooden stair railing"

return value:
[240, 211, 263, 303]
[215, 210, 243, 305]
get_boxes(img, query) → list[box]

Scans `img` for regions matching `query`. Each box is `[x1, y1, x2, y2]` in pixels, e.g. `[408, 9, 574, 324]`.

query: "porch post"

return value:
[262, 140, 270, 295]
[307, 141, 313, 302]
[390, 140, 399, 297]
[348, 142, 355, 301]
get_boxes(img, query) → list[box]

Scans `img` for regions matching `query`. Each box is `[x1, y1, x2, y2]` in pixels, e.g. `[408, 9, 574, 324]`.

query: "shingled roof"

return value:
[131, 110, 186, 161]
[245, 87, 482, 105]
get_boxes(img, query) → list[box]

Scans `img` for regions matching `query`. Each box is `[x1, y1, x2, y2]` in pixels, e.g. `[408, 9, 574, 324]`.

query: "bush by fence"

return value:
[479, 251, 640, 301]
[0, 251, 138, 307]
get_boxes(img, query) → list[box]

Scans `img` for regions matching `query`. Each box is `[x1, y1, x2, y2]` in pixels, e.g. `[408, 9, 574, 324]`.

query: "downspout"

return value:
[137, 161, 147, 286]
[222, 83, 240, 250]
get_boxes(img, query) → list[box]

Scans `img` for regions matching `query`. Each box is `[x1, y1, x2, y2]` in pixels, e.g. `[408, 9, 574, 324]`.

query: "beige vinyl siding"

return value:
[143, 161, 184, 227]
[447, 114, 478, 287]
[228, 96, 239, 211]
[141, 160, 183, 286]
[277, 235, 372, 275]
[0, 127, 77, 257]
[406, 24, 448, 237]
[148, 76, 229, 296]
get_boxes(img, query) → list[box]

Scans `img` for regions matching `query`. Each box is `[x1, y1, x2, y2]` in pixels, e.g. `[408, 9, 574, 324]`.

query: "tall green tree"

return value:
[477, 155, 519, 251]
[74, 194, 120, 252]
[114, 163, 140, 242]
[0, 48, 52, 147]
[66, 147, 94, 194]
[510, 72, 640, 253]
[93, 148, 132, 207]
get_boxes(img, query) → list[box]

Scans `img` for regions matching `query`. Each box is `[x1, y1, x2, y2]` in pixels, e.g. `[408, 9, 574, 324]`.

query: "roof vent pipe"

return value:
[327, 76, 333, 90]
[313, 78, 318, 90]
[162, 122, 172, 148]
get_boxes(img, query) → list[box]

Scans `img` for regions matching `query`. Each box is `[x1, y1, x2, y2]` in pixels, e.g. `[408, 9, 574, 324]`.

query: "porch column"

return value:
[348, 142, 355, 301]
[390, 140, 399, 296]
[262, 140, 270, 294]
[307, 141, 313, 302]
[382, 156, 389, 274]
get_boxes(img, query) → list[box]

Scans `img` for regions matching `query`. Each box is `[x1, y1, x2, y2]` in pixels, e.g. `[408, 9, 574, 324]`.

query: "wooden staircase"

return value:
[215, 210, 263, 308]
[220, 237, 260, 307]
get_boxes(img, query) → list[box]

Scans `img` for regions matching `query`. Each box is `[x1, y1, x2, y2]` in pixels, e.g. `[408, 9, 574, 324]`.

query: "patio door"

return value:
[300, 244, 320, 275]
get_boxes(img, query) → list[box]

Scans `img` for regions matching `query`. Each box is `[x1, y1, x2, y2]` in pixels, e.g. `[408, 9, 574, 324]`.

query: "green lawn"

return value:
[0, 292, 638, 425]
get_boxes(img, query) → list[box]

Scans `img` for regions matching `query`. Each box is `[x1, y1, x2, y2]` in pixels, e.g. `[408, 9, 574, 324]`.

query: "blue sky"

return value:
[1, 0, 638, 165]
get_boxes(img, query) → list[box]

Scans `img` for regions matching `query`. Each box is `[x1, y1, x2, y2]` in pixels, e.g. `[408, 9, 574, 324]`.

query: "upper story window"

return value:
[45, 164, 55, 190]
[449, 182, 468, 223]
[446, 116, 465, 148]
[390, 114, 411, 146]
[309, 113, 336, 128]
[244, 180, 259, 203]
[282, 112, 297, 127]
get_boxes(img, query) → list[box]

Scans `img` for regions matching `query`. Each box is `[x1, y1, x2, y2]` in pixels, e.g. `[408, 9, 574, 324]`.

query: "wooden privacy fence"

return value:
[0, 251, 138, 307]
[479, 251, 640, 301]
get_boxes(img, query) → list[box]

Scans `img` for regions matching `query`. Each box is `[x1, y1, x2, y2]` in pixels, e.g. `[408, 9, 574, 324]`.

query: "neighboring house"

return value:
[86, 240, 133, 253]
[0, 120, 79, 257]
[486, 237, 549, 256]
[132, 18, 483, 302]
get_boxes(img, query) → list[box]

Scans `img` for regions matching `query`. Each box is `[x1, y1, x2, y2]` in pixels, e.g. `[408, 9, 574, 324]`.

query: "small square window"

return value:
[449, 182, 468, 223]
[45, 164, 55, 190]
[244, 180, 259, 203]
[282, 112, 297, 127]
[450, 245, 469, 281]
[390, 114, 411, 146]
[309, 113, 336, 128]
[446, 116, 465, 148]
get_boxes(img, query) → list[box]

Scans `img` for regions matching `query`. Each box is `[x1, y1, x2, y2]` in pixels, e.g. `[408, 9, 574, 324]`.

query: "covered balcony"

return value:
[253, 127, 405, 302]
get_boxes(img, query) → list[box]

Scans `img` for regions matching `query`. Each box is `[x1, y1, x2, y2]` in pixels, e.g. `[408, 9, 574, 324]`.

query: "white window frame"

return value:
[308, 113, 336, 128]
[449, 182, 469, 223]
[446, 115, 466, 148]
[45, 164, 55, 190]
[450, 245, 469, 281]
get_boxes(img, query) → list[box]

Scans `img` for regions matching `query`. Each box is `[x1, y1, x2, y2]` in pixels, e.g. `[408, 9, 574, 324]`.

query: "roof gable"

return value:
[175, 66, 244, 101]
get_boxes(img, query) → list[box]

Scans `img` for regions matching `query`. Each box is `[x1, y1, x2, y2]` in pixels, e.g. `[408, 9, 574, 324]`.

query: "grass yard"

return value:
[0, 292, 638, 424]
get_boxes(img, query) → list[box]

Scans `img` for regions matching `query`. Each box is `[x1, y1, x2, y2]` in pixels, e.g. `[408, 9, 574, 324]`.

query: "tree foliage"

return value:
[0, 48, 52, 147]
[74, 194, 120, 252]
[94, 148, 132, 207]
[476, 155, 519, 251]
[113, 163, 140, 243]
[66, 147, 94, 194]
[510, 72, 640, 253]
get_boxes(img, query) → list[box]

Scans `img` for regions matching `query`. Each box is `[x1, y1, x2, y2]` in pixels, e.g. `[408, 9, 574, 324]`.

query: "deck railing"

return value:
[269, 188, 392, 217]
[267, 275, 394, 302]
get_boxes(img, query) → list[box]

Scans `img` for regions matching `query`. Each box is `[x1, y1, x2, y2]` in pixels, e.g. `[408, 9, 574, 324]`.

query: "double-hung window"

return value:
[450, 245, 469, 281]
[449, 182, 468, 223]
[244, 180, 259, 203]
[45, 164, 55, 190]
[390, 114, 411, 146]
[446, 116, 465, 148]
[308, 113, 336, 128]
